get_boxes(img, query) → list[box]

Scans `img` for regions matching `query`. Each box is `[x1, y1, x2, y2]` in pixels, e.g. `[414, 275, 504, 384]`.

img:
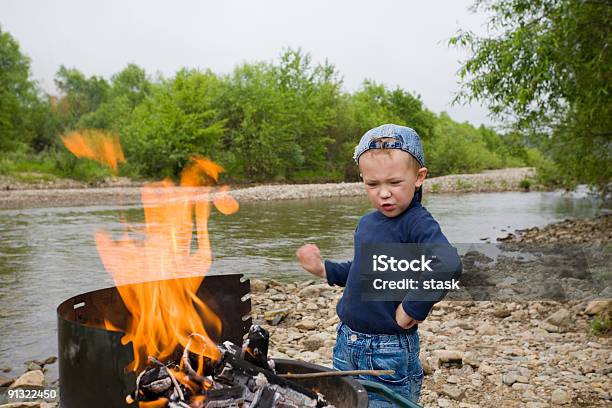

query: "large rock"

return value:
[539, 321, 559, 333]
[295, 318, 317, 331]
[8, 370, 45, 389]
[263, 308, 289, 326]
[433, 350, 463, 365]
[584, 300, 612, 315]
[297, 284, 329, 297]
[544, 308, 571, 327]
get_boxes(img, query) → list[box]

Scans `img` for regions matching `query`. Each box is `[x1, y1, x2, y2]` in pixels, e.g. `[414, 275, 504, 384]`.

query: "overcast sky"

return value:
[1, 0, 495, 126]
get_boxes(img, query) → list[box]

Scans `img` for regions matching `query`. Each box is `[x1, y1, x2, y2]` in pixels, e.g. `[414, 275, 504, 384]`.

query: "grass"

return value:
[10, 172, 59, 183]
[0, 148, 113, 184]
[519, 177, 532, 191]
[590, 312, 611, 336]
[429, 183, 440, 193]
[454, 179, 474, 191]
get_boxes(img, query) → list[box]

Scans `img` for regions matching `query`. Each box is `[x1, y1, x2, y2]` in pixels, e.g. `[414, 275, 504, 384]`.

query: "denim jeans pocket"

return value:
[367, 347, 416, 385]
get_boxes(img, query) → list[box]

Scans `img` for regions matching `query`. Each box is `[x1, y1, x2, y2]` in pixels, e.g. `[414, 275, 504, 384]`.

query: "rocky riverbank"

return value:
[0, 168, 535, 209]
[251, 282, 611, 408]
[0, 357, 58, 408]
[247, 214, 611, 407]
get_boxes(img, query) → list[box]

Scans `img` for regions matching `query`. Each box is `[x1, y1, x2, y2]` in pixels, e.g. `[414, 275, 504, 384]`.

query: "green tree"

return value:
[427, 112, 502, 176]
[109, 63, 151, 110]
[78, 64, 152, 132]
[54, 66, 110, 130]
[451, 0, 612, 191]
[216, 62, 298, 180]
[0, 26, 42, 151]
[121, 69, 225, 177]
[216, 49, 343, 181]
[275, 48, 342, 178]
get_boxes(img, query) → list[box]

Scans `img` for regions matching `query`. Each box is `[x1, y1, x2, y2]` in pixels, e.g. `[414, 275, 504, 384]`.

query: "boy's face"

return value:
[359, 149, 427, 218]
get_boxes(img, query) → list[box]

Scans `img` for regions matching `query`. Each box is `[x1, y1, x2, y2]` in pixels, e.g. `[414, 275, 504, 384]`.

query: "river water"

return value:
[0, 190, 608, 381]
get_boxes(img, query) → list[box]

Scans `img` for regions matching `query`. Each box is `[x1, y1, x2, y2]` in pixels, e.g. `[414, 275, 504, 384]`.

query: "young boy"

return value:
[297, 124, 460, 406]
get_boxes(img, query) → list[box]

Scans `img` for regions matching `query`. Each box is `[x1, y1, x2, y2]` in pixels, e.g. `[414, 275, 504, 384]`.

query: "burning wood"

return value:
[128, 326, 334, 408]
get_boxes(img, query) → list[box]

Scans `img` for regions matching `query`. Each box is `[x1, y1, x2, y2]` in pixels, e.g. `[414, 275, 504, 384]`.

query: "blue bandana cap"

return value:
[353, 124, 424, 167]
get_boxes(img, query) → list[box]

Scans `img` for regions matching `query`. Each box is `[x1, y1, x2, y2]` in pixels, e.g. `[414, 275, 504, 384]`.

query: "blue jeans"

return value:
[333, 322, 423, 407]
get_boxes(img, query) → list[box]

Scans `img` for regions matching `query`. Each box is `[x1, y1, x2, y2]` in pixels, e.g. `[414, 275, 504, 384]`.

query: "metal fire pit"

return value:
[57, 274, 368, 408]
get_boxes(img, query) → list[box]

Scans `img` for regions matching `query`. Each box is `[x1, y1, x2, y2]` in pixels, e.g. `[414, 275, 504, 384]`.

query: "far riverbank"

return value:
[0, 167, 535, 210]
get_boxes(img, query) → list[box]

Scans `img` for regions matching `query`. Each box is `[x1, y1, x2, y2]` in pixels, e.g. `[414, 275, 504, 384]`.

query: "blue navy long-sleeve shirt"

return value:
[325, 196, 461, 334]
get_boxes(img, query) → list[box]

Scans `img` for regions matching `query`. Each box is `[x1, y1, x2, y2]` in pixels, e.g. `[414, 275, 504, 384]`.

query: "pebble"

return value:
[302, 333, 328, 352]
[476, 323, 497, 335]
[250, 279, 268, 293]
[462, 351, 480, 368]
[26, 362, 42, 372]
[437, 398, 452, 407]
[446, 375, 460, 384]
[550, 389, 572, 405]
[0, 375, 13, 387]
[502, 372, 517, 385]
[440, 384, 464, 400]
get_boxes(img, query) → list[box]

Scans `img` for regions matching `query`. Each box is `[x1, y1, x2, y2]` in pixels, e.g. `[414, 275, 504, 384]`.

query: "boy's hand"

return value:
[296, 244, 326, 279]
[396, 304, 423, 329]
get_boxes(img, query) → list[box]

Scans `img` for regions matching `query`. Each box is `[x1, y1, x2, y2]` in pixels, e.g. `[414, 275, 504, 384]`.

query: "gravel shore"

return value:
[248, 214, 612, 408]
[0, 167, 534, 210]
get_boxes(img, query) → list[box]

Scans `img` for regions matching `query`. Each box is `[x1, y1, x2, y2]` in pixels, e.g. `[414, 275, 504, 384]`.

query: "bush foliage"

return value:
[1, 26, 534, 183]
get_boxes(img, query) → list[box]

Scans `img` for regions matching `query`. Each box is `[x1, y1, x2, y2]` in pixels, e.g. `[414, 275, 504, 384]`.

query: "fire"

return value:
[62, 129, 125, 173]
[62, 132, 239, 373]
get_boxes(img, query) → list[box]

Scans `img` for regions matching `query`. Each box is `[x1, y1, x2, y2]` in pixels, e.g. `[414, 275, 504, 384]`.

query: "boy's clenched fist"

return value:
[296, 244, 326, 279]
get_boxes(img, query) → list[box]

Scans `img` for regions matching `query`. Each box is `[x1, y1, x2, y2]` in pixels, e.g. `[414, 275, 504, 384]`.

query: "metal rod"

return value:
[279, 369, 394, 379]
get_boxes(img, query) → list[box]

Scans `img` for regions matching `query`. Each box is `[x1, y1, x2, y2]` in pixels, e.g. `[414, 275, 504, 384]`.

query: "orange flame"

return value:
[100, 159, 239, 371]
[63, 130, 239, 374]
[62, 129, 125, 173]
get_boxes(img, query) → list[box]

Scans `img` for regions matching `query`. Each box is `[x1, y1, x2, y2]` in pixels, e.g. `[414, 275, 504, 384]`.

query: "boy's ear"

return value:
[415, 167, 428, 188]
